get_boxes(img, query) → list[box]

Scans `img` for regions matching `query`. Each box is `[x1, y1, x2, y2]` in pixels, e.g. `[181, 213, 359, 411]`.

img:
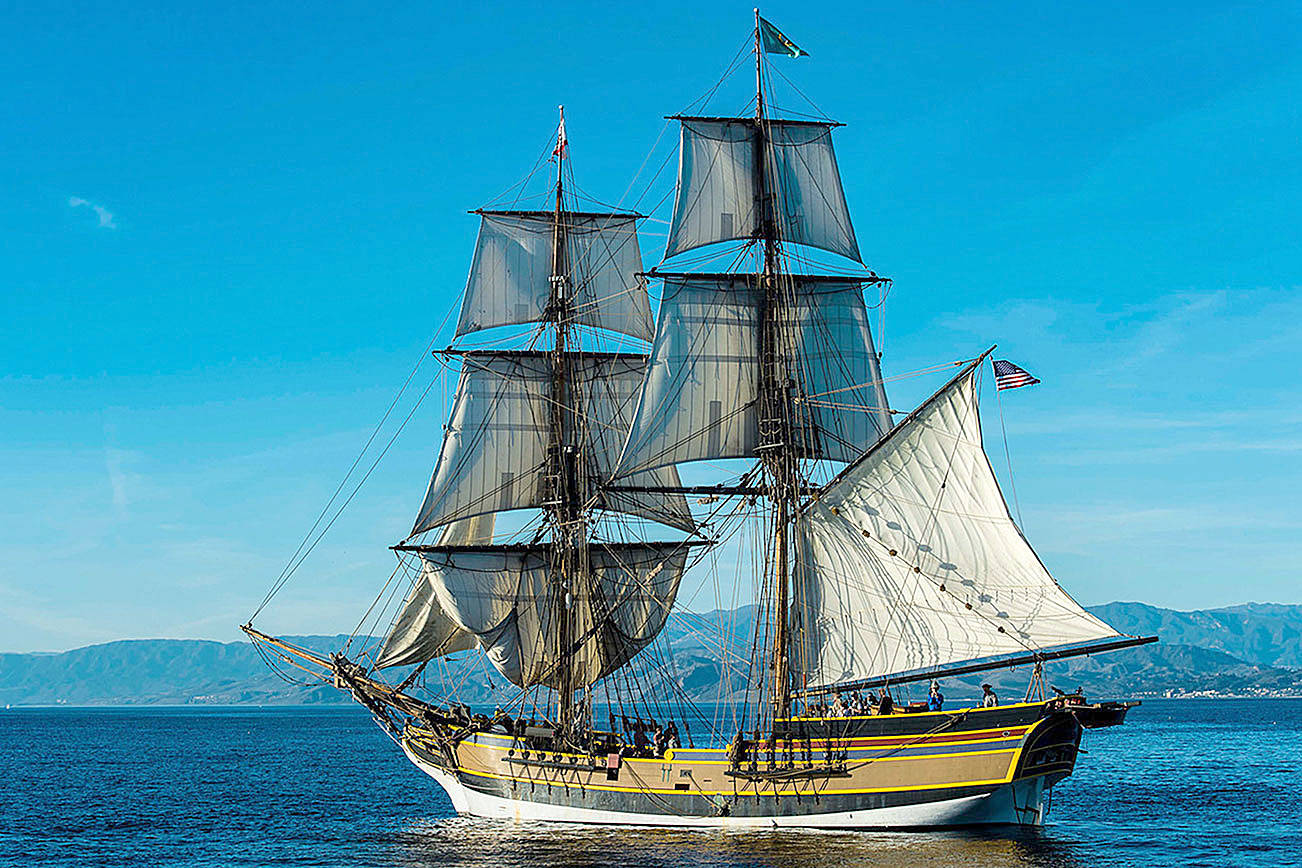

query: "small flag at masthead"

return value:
[758, 15, 808, 57]
[553, 106, 567, 159]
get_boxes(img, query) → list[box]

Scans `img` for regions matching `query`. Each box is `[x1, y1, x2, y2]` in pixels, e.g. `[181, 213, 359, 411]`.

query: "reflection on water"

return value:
[389, 817, 1091, 868]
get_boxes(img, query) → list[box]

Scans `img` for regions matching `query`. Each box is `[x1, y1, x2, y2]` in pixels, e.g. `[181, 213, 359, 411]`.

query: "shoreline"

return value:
[6, 694, 1302, 711]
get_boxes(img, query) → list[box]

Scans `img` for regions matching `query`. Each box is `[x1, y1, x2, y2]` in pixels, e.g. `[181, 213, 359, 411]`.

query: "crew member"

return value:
[878, 691, 894, 715]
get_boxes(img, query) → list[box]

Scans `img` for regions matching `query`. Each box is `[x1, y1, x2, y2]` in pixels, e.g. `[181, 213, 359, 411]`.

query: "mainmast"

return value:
[547, 105, 582, 735]
[754, 9, 795, 722]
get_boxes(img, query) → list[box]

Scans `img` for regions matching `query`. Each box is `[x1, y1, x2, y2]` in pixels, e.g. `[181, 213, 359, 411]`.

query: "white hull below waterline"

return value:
[402, 744, 1050, 830]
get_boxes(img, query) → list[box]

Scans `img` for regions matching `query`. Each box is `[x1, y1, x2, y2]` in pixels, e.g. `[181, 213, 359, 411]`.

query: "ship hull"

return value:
[399, 701, 1078, 829]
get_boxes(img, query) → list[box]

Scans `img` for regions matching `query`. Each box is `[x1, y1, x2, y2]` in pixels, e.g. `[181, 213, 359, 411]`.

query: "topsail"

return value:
[411, 351, 695, 534]
[615, 274, 891, 476]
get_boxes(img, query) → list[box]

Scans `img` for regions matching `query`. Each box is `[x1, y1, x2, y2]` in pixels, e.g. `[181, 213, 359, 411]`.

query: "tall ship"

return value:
[246, 13, 1155, 829]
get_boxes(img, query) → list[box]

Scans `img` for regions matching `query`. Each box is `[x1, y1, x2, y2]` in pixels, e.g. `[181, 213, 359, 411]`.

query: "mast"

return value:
[370, 102, 709, 726]
[754, 9, 795, 722]
[753, 9, 765, 121]
[547, 105, 581, 735]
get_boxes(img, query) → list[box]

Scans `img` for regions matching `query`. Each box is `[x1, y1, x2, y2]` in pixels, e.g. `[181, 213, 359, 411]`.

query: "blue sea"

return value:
[2, 699, 1298, 867]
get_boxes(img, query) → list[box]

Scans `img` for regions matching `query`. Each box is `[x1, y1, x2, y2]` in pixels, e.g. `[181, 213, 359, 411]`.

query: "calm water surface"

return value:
[2, 700, 1298, 867]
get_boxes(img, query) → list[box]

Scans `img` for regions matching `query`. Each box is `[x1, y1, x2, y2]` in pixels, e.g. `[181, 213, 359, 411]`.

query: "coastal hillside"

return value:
[2, 603, 1300, 706]
[1088, 602, 1302, 667]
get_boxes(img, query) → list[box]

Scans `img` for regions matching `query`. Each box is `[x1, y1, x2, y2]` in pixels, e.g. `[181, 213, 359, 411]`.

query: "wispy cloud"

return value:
[1042, 436, 1302, 467]
[1111, 290, 1225, 370]
[1006, 406, 1302, 437]
[68, 196, 116, 229]
[104, 446, 130, 518]
[0, 581, 119, 651]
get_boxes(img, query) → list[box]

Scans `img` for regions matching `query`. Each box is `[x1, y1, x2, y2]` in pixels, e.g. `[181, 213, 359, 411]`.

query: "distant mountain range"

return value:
[3, 602, 1301, 707]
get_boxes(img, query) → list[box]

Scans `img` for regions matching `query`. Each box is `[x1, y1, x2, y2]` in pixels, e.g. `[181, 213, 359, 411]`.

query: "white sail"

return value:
[374, 516, 493, 669]
[411, 353, 694, 534]
[582, 355, 699, 531]
[456, 212, 655, 341]
[792, 366, 1120, 689]
[615, 275, 891, 476]
[665, 118, 859, 261]
[411, 354, 551, 532]
[421, 543, 691, 688]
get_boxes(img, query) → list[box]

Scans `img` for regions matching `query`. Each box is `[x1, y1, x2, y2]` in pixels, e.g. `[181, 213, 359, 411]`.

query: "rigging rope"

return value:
[250, 369, 442, 621]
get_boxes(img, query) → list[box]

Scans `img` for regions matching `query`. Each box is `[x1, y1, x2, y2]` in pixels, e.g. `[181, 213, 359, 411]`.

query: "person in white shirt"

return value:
[981, 683, 999, 707]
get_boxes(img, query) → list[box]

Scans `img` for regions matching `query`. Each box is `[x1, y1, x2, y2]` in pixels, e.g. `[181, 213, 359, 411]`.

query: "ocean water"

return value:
[1, 699, 1298, 867]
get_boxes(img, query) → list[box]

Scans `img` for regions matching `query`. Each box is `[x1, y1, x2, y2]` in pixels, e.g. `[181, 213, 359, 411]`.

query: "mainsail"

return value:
[792, 361, 1121, 691]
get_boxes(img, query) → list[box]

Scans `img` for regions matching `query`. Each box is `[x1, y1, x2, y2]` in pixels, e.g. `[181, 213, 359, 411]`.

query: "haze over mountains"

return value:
[2, 602, 1300, 707]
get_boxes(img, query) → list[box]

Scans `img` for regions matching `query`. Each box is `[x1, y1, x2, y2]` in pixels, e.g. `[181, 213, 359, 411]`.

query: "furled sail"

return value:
[374, 515, 492, 669]
[411, 352, 694, 535]
[456, 211, 655, 341]
[419, 542, 693, 688]
[614, 274, 891, 476]
[792, 363, 1121, 690]
[665, 118, 859, 262]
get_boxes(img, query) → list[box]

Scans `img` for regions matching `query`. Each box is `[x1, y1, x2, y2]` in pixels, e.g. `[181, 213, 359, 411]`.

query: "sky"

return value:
[2, 1, 1300, 652]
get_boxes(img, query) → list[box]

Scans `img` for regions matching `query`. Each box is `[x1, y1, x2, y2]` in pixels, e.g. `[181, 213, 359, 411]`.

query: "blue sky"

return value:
[3, 1, 1300, 652]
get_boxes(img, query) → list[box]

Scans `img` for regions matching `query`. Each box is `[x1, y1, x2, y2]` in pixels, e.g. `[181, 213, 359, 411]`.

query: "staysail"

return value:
[415, 542, 694, 688]
[792, 361, 1121, 690]
[614, 274, 891, 476]
[665, 118, 859, 261]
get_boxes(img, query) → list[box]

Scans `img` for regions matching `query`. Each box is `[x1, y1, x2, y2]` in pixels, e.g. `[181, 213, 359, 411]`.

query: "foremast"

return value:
[545, 107, 585, 734]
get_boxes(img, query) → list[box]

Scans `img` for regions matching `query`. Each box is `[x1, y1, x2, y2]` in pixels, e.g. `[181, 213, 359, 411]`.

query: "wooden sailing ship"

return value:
[246, 13, 1155, 828]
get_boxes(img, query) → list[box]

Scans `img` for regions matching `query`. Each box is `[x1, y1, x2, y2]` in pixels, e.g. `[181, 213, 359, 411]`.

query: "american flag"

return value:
[993, 359, 1040, 391]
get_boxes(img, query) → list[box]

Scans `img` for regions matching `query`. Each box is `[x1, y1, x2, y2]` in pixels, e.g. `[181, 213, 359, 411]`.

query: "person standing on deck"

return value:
[928, 681, 945, 711]
[982, 684, 999, 707]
